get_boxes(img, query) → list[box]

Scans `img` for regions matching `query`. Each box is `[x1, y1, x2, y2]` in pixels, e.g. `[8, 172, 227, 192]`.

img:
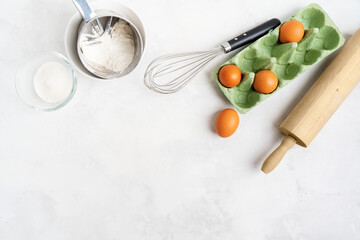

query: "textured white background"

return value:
[1, 0, 360, 239]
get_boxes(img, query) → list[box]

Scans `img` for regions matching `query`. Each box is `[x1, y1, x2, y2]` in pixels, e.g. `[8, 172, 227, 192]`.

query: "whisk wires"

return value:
[144, 47, 223, 94]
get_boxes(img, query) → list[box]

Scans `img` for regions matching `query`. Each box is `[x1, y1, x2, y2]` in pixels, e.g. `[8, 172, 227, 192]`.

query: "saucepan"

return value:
[65, 0, 146, 80]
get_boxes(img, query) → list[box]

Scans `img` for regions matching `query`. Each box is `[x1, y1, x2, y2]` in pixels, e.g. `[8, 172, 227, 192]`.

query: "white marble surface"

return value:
[1, 0, 360, 239]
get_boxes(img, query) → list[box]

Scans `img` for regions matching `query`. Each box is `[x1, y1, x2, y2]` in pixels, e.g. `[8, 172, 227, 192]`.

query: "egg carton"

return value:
[213, 3, 345, 114]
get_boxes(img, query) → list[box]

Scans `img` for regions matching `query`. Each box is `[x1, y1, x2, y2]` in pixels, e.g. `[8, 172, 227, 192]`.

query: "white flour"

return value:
[33, 61, 73, 103]
[80, 20, 135, 73]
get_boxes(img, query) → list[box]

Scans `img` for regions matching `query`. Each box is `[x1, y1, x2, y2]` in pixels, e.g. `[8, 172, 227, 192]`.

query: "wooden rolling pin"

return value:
[262, 29, 360, 174]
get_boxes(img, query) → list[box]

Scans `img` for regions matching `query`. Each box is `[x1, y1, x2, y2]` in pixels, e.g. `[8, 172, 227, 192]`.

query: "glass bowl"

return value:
[15, 51, 77, 111]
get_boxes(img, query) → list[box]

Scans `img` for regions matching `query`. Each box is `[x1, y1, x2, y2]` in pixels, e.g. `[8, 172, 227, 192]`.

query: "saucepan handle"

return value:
[72, 0, 97, 23]
[72, 0, 104, 35]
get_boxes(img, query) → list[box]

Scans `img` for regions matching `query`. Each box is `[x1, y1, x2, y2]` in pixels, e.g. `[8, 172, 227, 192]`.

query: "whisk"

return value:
[144, 18, 280, 94]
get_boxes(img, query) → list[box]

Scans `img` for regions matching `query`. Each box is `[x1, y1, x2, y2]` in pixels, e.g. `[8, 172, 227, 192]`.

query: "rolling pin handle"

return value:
[261, 135, 296, 174]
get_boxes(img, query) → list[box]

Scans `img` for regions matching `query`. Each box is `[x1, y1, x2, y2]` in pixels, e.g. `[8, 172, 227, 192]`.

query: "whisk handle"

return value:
[222, 18, 281, 53]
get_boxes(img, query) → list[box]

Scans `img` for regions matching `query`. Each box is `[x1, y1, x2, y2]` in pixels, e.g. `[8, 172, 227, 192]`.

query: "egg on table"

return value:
[215, 108, 240, 138]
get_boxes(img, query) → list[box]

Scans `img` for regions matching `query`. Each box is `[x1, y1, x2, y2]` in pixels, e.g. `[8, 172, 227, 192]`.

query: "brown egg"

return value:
[215, 108, 240, 138]
[218, 65, 242, 88]
[253, 70, 278, 94]
[279, 20, 305, 43]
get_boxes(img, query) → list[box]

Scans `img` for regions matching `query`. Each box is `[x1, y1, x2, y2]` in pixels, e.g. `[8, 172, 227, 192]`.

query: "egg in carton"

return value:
[213, 3, 345, 114]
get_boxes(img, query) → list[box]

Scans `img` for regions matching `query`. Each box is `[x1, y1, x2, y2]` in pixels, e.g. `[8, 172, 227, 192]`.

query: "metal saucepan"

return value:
[72, 0, 144, 79]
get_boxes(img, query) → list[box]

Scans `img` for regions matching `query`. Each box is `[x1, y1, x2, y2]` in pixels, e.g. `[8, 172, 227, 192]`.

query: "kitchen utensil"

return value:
[261, 29, 360, 174]
[65, 0, 146, 80]
[144, 18, 281, 94]
[72, 0, 144, 79]
[15, 52, 77, 111]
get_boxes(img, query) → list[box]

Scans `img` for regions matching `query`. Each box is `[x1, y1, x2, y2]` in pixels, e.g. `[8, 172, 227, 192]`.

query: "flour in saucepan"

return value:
[80, 19, 135, 73]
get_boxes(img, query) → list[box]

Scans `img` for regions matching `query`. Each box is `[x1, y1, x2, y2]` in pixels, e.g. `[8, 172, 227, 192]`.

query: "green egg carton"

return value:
[213, 3, 345, 114]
